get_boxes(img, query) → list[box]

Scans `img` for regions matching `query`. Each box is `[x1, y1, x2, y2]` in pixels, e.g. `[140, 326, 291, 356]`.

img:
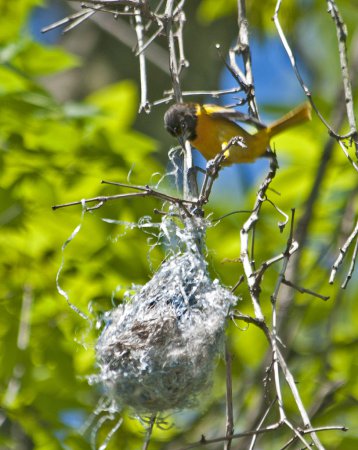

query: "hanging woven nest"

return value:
[94, 222, 236, 413]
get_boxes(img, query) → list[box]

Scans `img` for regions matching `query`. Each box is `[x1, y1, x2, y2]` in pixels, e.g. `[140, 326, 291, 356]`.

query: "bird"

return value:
[164, 102, 312, 166]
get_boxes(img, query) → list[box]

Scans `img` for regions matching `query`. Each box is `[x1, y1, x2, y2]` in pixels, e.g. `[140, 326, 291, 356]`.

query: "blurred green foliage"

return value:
[1, 1, 358, 449]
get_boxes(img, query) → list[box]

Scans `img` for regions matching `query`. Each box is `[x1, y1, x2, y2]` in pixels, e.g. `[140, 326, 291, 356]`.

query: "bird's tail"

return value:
[265, 102, 312, 138]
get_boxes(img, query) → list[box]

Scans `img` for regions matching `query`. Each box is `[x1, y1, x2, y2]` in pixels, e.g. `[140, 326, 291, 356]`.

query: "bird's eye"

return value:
[180, 120, 187, 132]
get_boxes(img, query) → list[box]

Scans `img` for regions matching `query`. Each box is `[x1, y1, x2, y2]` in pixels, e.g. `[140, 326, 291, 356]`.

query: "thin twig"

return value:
[164, 0, 182, 102]
[41, 7, 97, 33]
[175, 8, 189, 72]
[197, 151, 227, 207]
[164, 0, 197, 202]
[240, 156, 279, 321]
[98, 416, 124, 450]
[176, 421, 346, 450]
[142, 414, 156, 450]
[342, 235, 358, 288]
[153, 87, 243, 107]
[282, 278, 330, 301]
[248, 398, 277, 450]
[254, 239, 299, 287]
[52, 181, 196, 215]
[283, 418, 313, 449]
[134, 6, 150, 112]
[273, 0, 334, 134]
[135, 24, 164, 56]
[235, 0, 259, 117]
[329, 220, 358, 285]
[271, 209, 296, 304]
[264, 197, 289, 232]
[337, 139, 358, 172]
[233, 312, 330, 450]
[277, 349, 324, 450]
[326, 0, 358, 157]
[280, 425, 347, 450]
[224, 343, 234, 450]
[270, 210, 325, 449]
[230, 275, 245, 293]
[177, 423, 282, 450]
[92, 8, 169, 73]
[182, 87, 243, 97]
[274, 0, 358, 157]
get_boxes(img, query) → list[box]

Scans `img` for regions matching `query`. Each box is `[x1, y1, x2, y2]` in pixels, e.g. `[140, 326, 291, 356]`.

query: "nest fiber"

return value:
[95, 250, 235, 413]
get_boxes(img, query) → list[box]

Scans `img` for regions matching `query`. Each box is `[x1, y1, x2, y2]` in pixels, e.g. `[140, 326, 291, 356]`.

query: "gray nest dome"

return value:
[95, 250, 236, 413]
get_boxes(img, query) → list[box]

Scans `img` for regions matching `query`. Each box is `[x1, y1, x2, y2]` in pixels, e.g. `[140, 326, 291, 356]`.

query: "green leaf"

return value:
[0, 0, 42, 44]
[197, 0, 236, 23]
[11, 41, 80, 76]
[0, 66, 31, 94]
[86, 80, 138, 130]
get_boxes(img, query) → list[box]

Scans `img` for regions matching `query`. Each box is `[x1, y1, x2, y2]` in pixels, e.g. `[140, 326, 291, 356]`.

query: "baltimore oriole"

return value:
[164, 102, 312, 165]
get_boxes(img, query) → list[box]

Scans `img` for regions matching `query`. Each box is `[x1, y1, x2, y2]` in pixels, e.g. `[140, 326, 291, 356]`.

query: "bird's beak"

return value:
[178, 129, 192, 149]
[177, 135, 186, 149]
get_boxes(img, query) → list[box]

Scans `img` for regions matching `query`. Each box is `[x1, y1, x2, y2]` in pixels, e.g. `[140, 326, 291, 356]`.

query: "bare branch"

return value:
[134, 6, 150, 112]
[234, 0, 259, 117]
[273, 0, 334, 133]
[41, 7, 97, 33]
[164, 0, 183, 103]
[224, 344, 234, 450]
[177, 422, 282, 450]
[274, 0, 358, 174]
[176, 420, 346, 450]
[52, 181, 196, 215]
[277, 348, 325, 450]
[47, 1, 350, 448]
[142, 414, 156, 450]
[326, 0, 358, 157]
[240, 157, 279, 321]
[86, 9, 170, 73]
[248, 398, 277, 450]
[163, 1, 197, 202]
[281, 278, 330, 301]
[330, 220, 358, 286]
[280, 425, 347, 450]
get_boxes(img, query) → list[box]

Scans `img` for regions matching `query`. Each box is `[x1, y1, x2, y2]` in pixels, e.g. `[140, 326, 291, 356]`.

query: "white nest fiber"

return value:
[94, 222, 236, 413]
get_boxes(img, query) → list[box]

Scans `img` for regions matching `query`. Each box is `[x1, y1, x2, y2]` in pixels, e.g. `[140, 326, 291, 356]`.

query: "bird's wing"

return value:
[202, 104, 266, 130]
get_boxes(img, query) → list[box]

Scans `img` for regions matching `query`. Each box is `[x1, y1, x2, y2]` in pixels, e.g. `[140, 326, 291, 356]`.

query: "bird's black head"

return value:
[164, 103, 198, 142]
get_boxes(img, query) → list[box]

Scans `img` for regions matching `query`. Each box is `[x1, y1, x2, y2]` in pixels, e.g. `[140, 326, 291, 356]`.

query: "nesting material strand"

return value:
[95, 249, 236, 413]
